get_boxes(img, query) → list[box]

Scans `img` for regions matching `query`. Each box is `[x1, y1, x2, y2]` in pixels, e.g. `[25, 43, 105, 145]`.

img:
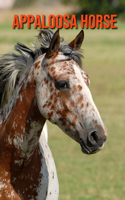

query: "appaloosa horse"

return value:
[0, 29, 107, 200]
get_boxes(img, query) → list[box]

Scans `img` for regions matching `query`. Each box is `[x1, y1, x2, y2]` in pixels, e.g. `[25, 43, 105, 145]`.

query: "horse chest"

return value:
[0, 134, 59, 200]
[16, 135, 59, 200]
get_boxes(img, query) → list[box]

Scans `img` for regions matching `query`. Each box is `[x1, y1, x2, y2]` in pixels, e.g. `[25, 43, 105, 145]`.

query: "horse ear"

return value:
[45, 29, 60, 59]
[69, 30, 84, 50]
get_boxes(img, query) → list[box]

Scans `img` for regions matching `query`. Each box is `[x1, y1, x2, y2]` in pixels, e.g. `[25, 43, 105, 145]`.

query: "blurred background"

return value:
[0, 0, 125, 199]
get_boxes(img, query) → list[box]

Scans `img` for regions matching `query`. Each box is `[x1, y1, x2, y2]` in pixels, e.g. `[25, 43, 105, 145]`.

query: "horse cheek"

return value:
[36, 83, 50, 118]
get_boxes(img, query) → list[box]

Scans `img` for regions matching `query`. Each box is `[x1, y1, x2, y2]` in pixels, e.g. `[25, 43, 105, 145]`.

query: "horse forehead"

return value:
[47, 52, 88, 83]
[48, 58, 76, 78]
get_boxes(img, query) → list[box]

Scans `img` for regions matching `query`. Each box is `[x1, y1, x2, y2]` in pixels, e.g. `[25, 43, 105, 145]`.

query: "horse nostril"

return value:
[87, 131, 99, 146]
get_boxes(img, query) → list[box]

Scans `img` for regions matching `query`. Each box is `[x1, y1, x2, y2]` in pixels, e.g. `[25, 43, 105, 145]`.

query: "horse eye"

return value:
[56, 80, 69, 90]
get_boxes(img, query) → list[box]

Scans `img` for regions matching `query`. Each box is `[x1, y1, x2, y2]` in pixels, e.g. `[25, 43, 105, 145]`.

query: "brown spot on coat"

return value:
[50, 82, 53, 87]
[50, 95, 53, 101]
[76, 95, 83, 104]
[50, 88, 54, 92]
[86, 102, 89, 107]
[51, 105, 55, 110]
[48, 112, 53, 118]
[72, 85, 77, 94]
[35, 61, 40, 69]
[78, 85, 82, 91]
[80, 103, 84, 109]
[50, 66, 55, 72]
[44, 79, 48, 84]
[72, 116, 77, 126]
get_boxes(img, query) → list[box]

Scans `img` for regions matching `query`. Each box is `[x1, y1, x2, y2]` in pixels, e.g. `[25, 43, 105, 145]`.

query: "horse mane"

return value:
[0, 29, 83, 108]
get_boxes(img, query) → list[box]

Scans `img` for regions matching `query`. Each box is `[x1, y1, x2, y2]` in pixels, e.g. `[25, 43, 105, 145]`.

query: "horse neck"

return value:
[0, 65, 46, 171]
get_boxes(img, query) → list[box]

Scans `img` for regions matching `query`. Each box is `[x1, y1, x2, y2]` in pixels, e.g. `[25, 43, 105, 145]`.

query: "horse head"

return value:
[34, 29, 107, 155]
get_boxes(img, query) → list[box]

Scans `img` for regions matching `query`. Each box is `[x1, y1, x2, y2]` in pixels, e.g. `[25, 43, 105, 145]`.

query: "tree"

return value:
[61, 0, 125, 17]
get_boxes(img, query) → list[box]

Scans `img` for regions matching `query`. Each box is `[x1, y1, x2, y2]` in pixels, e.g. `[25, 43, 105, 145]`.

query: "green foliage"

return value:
[61, 0, 125, 17]
[78, 0, 115, 15]
[119, 0, 125, 6]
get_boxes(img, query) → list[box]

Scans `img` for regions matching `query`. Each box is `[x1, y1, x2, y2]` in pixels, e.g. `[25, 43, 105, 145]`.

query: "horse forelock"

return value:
[38, 29, 83, 67]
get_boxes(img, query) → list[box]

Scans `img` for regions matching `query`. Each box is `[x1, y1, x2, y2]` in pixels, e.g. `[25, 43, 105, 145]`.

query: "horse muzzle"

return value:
[80, 129, 107, 155]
